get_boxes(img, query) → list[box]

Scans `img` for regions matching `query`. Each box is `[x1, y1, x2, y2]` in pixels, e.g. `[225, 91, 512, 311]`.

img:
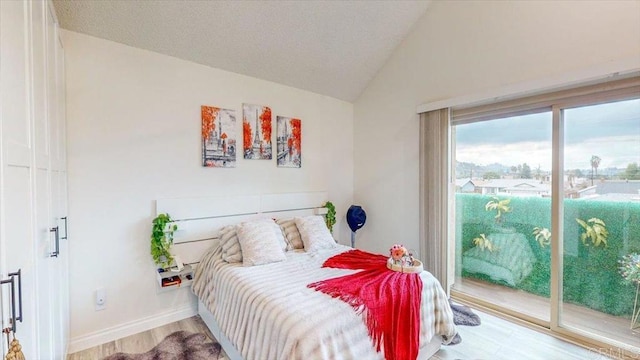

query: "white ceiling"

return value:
[52, 0, 431, 102]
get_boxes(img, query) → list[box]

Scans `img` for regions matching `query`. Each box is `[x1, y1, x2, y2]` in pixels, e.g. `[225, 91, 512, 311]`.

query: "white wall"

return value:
[64, 30, 353, 348]
[353, 1, 640, 255]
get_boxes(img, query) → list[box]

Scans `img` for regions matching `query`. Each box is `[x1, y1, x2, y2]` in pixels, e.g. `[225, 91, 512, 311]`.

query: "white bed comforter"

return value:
[193, 244, 457, 360]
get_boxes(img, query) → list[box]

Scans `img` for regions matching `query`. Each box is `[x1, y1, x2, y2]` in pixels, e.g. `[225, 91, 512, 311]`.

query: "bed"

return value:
[193, 243, 457, 360]
[157, 192, 457, 360]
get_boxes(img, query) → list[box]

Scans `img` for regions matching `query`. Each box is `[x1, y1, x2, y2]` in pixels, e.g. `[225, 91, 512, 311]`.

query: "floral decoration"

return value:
[619, 253, 640, 285]
[389, 244, 415, 266]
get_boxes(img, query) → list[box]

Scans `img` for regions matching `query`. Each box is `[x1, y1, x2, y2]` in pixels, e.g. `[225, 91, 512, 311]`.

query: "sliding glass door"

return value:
[452, 111, 552, 323]
[449, 83, 640, 354]
[558, 99, 640, 352]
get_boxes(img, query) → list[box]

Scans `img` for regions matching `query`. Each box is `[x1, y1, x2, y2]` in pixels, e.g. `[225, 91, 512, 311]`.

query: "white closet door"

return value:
[47, 3, 60, 173]
[0, 0, 38, 357]
[49, 170, 64, 359]
[34, 2, 63, 359]
[1, 1, 67, 357]
[55, 26, 70, 357]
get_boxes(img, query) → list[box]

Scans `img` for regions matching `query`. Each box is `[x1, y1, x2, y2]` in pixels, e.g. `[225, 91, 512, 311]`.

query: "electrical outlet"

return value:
[95, 287, 106, 311]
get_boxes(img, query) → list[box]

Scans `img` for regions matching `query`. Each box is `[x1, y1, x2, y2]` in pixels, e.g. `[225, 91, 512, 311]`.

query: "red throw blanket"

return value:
[307, 249, 423, 360]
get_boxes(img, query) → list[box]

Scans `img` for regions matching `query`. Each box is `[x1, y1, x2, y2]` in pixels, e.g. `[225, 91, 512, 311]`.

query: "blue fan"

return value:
[346, 205, 367, 248]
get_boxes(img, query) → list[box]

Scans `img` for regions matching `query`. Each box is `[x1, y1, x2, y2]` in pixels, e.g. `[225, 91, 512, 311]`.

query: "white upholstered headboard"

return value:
[156, 191, 328, 264]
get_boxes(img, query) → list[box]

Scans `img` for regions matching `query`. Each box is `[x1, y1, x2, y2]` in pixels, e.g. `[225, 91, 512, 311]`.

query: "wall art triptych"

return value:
[201, 103, 301, 168]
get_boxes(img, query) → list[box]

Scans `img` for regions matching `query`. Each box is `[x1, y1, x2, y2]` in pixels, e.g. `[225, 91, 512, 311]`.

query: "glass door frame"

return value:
[450, 89, 640, 358]
[550, 95, 639, 357]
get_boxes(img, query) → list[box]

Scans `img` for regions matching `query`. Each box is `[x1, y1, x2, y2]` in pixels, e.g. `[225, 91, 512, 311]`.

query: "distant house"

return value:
[572, 185, 597, 199]
[476, 179, 550, 196]
[455, 178, 476, 193]
[587, 180, 640, 202]
[595, 180, 640, 195]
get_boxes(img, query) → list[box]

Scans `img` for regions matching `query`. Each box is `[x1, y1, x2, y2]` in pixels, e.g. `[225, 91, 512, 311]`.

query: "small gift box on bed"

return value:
[387, 244, 424, 274]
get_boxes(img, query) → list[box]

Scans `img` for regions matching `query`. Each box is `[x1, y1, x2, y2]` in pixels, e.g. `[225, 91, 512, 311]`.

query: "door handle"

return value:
[1, 269, 22, 333]
[50, 226, 59, 257]
[7, 270, 22, 323]
[61, 216, 68, 240]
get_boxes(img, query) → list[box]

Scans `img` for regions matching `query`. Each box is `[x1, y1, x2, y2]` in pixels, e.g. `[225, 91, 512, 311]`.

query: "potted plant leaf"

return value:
[485, 196, 513, 232]
[532, 227, 551, 248]
[618, 253, 640, 329]
[473, 233, 497, 252]
[151, 213, 178, 269]
[576, 217, 608, 248]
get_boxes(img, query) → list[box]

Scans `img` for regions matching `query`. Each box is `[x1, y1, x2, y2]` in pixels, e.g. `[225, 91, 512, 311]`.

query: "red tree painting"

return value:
[202, 105, 237, 168]
[201, 106, 218, 142]
[242, 104, 272, 160]
[260, 107, 272, 141]
[243, 120, 252, 152]
[277, 116, 302, 168]
[291, 118, 301, 153]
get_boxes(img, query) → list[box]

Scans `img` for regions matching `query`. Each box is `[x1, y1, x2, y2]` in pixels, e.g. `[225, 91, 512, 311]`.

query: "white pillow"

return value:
[219, 225, 242, 263]
[276, 218, 304, 250]
[237, 220, 286, 266]
[218, 220, 287, 263]
[294, 215, 336, 252]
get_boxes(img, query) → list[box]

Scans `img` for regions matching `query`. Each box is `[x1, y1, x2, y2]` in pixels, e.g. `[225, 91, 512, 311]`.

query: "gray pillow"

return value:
[276, 218, 304, 250]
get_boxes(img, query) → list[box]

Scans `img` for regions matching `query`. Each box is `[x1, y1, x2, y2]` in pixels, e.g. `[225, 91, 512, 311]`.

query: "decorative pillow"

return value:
[294, 215, 336, 252]
[218, 220, 287, 263]
[237, 220, 286, 266]
[219, 225, 242, 263]
[276, 218, 304, 250]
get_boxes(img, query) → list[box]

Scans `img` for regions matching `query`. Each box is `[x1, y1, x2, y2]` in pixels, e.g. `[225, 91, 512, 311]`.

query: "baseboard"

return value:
[67, 301, 198, 354]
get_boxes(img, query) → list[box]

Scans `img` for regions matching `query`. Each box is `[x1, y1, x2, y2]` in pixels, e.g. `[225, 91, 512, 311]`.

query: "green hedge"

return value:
[456, 193, 640, 317]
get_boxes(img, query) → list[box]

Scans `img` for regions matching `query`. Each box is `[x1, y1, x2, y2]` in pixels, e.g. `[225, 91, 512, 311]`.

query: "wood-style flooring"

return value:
[455, 277, 639, 351]
[68, 307, 617, 360]
[432, 306, 616, 360]
[66, 316, 228, 360]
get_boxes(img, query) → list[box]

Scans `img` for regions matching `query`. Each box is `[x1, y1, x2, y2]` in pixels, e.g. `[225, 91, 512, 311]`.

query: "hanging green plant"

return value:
[151, 213, 178, 268]
[576, 217, 608, 248]
[323, 201, 336, 233]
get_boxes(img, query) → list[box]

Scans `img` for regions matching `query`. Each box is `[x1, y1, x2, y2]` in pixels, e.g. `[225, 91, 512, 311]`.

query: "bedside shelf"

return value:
[156, 264, 195, 293]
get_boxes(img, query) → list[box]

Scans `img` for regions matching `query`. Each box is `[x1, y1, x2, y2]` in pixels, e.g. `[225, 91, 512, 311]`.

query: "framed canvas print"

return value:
[202, 105, 237, 168]
[243, 104, 272, 160]
[276, 116, 301, 168]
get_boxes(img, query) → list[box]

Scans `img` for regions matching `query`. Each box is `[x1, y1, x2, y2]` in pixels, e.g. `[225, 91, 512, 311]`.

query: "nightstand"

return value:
[156, 264, 195, 293]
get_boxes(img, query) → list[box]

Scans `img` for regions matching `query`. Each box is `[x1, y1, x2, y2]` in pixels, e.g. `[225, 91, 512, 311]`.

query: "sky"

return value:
[455, 98, 640, 171]
[217, 108, 236, 138]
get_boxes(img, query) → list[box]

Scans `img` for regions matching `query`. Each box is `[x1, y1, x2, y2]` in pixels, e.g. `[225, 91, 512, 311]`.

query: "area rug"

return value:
[103, 330, 223, 360]
[447, 299, 481, 345]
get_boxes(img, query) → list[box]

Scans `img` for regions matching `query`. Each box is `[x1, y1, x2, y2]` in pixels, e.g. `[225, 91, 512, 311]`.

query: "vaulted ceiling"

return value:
[52, 0, 432, 102]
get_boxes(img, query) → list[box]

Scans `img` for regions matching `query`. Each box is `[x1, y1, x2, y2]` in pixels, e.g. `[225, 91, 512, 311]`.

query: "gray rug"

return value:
[447, 299, 481, 345]
[103, 331, 223, 360]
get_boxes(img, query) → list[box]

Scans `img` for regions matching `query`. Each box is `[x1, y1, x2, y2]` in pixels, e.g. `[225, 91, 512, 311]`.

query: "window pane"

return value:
[453, 111, 552, 322]
[561, 98, 640, 350]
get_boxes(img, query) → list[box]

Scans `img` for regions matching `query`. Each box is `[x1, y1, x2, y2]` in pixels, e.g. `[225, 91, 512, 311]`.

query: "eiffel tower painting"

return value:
[277, 116, 302, 168]
[242, 104, 272, 160]
[201, 105, 237, 168]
